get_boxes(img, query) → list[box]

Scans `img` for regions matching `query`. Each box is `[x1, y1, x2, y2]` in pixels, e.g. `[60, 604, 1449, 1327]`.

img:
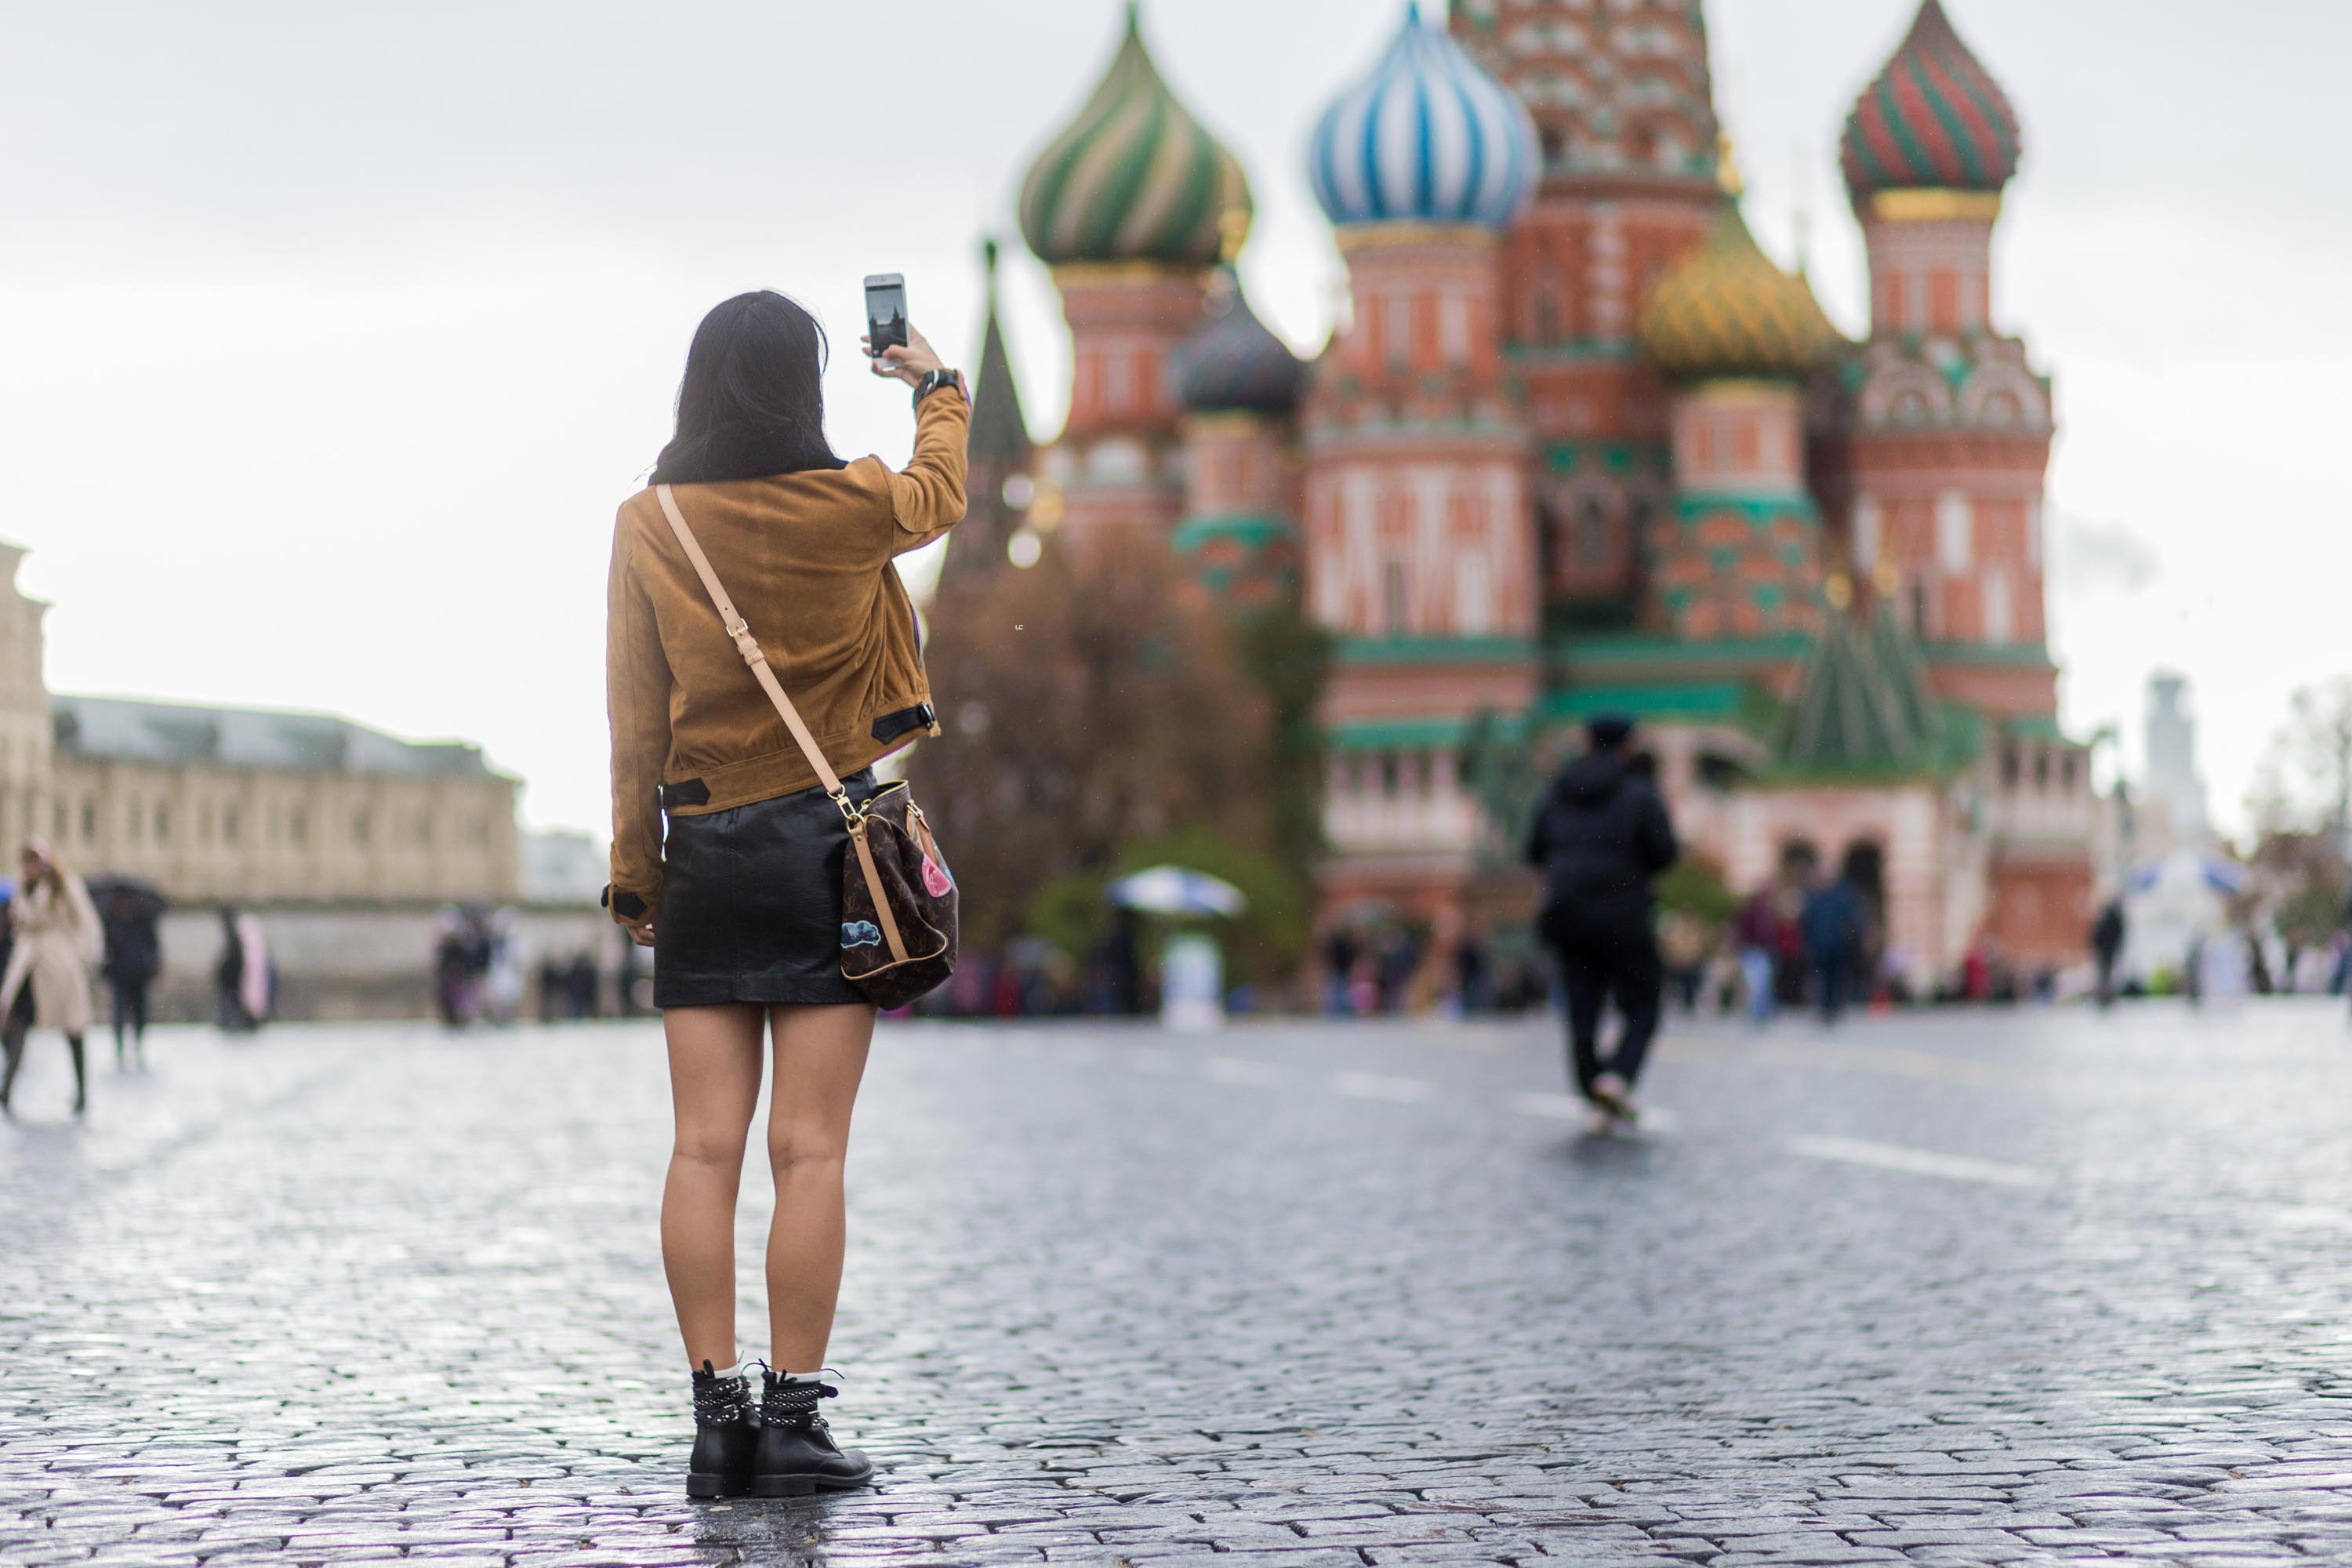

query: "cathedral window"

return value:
[1383, 560, 1409, 636]
[1439, 295, 1471, 365]
[1576, 497, 1610, 564]
[1937, 492, 1973, 572]
[1456, 546, 1494, 635]
[1853, 495, 1882, 570]
[80, 799, 96, 842]
[1383, 295, 1412, 369]
[223, 804, 238, 844]
[1983, 568, 2015, 644]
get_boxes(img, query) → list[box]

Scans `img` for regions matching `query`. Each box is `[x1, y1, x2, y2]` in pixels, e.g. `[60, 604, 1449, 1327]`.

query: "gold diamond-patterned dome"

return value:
[1637, 201, 1837, 383]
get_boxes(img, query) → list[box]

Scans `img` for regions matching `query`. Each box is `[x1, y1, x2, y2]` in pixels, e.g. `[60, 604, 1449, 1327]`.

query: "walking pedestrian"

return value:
[1799, 872, 1865, 1025]
[605, 291, 967, 1499]
[1731, 882, 1784, 1027]
[2090, 897, 2126, 1010]
[0, 837, 101, 1118]
[100, 884, 165, 1069]
[1525, 714, 1679, 1126]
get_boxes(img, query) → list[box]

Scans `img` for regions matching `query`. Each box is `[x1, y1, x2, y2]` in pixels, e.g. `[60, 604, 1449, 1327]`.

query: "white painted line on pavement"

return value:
[1788, 1134, 2051, 1188]
[1207, 1057, 1284, 1087]
[1336, 1072, 1437, 1103]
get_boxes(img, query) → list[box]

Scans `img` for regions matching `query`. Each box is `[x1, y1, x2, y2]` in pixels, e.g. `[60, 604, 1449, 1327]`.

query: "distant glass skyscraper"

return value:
[2144, 673, 2210, 845]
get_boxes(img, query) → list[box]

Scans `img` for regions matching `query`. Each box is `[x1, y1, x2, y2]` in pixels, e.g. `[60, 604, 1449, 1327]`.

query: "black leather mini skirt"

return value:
[652, 768, 880, 1009]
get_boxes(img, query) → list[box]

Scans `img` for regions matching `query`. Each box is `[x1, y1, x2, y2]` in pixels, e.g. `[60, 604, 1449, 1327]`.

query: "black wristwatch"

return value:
[913, 368, 966, 410]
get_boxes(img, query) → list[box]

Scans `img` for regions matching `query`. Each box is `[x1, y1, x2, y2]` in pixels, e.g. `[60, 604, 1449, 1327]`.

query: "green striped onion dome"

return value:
[1637, 201, 1838, 383]
[1841, 0, 2022, 197]
[1018, 5, 1251, 268]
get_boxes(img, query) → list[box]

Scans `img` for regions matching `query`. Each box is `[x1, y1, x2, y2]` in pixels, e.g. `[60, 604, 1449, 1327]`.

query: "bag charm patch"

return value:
[840, 920, 883, 949]
[920, 855, 953, 898]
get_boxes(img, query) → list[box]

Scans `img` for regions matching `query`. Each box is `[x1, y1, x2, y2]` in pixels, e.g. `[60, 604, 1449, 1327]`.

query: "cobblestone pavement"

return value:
[7, 1000, 2352, 1566]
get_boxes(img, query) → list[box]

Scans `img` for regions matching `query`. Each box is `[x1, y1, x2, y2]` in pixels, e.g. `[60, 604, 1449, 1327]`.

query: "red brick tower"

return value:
[1015, 5, 1250, 546]
[1635, 181, 1838, 641]
[1815, 0, 2086, 961]
[1301, 7, 1543, 928]
[1815, 0, 2054, 721]
[1170, 261, 1306, 612]
[1450, 0, 1722, 622]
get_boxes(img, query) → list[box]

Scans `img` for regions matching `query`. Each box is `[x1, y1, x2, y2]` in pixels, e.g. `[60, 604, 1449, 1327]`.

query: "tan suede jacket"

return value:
[605, 387, 969, 924]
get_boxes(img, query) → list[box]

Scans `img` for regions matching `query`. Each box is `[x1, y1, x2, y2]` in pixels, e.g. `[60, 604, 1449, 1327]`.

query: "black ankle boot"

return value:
[753, 1370, 874, 1497]
[686, 1361, 760, 1500]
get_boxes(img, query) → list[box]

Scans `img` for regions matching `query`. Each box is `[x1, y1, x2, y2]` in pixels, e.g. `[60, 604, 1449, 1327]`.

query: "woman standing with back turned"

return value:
[606, 291, 966, 1499]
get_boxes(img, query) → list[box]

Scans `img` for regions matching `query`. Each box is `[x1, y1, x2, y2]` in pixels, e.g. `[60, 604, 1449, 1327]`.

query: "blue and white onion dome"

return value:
[1308, 3, 1541, 230]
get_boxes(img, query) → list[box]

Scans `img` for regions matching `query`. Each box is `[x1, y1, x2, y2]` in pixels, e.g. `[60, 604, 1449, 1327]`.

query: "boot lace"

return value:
[761, 1367, 844, 1430]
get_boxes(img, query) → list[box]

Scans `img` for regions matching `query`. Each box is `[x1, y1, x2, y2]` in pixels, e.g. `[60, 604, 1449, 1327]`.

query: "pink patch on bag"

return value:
[921, 855, 953, 898]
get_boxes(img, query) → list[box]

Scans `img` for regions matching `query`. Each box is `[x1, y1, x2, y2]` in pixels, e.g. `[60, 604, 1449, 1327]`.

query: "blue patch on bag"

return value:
[840, 920, 883, 949]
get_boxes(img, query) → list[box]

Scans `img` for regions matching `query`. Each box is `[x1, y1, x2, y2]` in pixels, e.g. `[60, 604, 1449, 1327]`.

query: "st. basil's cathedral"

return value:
[965, 0, 2096, 989]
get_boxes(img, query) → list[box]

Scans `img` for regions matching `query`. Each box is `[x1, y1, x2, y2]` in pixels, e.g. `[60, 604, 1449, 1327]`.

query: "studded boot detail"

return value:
[685, 1361, 760, 1500]
[752, 1370, 874, 1497]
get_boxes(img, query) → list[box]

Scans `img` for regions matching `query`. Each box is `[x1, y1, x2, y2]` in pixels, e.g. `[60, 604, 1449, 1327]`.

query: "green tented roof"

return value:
[1774, 608, 1943, 779]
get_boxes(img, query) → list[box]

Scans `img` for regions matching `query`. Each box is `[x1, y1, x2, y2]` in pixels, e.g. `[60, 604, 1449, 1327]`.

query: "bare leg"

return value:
[764, 1003, 875, 1372]
[660, 1004, 766, 1370]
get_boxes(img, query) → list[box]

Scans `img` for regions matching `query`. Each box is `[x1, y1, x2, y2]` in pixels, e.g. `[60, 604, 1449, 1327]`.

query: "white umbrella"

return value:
[1108, 866, 1247, 917]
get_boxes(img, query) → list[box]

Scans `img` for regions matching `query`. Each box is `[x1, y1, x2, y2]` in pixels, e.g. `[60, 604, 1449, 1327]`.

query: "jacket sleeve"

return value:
[885, 385, 971, 556]
[606, 512, 672, 926]
[1638, 787, 1679, 876]
[1523, 797, 1552, 869]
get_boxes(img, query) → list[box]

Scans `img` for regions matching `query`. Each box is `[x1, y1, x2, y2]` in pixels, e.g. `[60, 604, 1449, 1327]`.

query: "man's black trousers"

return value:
[1548, 925, 1664, 1098]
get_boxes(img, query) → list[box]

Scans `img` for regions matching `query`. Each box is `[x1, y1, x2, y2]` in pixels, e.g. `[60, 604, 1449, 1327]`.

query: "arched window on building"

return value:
[1383, 558, 1409, 636]
[1575, 495, 1610, 564]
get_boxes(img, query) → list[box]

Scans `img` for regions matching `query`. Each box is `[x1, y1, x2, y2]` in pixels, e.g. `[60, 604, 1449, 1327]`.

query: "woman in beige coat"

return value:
[0, 836, 101, 1117]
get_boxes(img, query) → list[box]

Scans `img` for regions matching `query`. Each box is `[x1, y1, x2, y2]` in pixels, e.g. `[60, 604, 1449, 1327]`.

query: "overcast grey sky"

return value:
[4, 1, 2345, 840]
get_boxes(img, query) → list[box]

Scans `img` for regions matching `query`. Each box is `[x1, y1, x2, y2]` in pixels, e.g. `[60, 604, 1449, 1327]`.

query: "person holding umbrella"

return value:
[0, 836, 102, 1117]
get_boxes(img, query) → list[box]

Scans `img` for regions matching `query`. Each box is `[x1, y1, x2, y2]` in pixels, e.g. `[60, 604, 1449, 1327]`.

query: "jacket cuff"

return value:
[601, 884, 658, 927]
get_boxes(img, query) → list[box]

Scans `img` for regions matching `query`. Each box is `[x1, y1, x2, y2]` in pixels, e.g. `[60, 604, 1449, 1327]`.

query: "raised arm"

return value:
[605, 513, 673, 931]
[886, 383, 971, 554]
[863, 324, 970, 554]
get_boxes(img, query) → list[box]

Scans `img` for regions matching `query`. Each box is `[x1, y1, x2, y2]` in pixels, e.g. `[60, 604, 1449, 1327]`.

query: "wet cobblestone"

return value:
[5, 1002, 2352, 1563]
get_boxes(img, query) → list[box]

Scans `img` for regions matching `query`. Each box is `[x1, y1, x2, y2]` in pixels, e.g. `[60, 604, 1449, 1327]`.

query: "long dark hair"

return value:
[650, 291, 845, 484]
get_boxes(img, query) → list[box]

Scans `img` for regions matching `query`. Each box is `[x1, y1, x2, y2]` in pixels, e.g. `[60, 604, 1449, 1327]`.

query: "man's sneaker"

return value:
[685, 1361, 760, 1500]
[753, 1370, 875, 1497]
[1588, 1073, 1638, 1126]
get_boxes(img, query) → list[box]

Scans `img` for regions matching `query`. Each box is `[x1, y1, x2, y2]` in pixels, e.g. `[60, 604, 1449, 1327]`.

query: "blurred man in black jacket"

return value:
[1525, 714, 1679, 1125]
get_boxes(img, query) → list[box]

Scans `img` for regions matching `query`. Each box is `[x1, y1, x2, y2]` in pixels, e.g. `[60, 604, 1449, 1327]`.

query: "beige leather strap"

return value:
[654, 484, 848, 801]
[848, 823, 910, 964]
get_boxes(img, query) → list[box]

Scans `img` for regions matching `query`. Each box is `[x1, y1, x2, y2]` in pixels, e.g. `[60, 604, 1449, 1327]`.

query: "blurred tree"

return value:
[1232, 604, 1330, 888]
[1654, 851, 1738, 927]
[2252, 675, 2352, 850]
[909, 531, 1277, 956]
[2246, 828, 2349, 985]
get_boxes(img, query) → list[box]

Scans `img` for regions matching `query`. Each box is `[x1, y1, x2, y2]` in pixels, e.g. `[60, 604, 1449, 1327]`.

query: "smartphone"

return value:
[863, 274, 909, 358]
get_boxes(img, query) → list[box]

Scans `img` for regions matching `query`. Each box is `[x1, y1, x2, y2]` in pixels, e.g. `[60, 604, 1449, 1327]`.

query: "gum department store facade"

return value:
[0, 543, 519, 908]
[989, 0, 2096, 985]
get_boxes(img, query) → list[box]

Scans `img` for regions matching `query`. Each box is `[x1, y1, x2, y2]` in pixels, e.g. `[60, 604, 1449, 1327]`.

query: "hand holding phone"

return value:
[859, 272, 943, 387]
